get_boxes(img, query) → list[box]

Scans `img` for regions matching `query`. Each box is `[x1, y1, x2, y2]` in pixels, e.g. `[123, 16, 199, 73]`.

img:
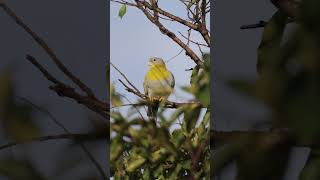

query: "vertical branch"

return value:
[198, 0, 210, 46]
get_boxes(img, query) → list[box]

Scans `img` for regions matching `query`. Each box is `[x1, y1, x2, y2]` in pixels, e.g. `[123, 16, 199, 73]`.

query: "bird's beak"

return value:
[148, 61, 153, 67]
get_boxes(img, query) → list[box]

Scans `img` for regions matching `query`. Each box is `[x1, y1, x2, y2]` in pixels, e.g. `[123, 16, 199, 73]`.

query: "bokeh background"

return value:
[0, 1, 108, 179]
[213, 1, 309, 179]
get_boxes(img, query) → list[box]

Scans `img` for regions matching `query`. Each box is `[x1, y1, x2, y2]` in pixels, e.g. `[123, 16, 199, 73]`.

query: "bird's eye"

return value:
[153, 59, 156, 61]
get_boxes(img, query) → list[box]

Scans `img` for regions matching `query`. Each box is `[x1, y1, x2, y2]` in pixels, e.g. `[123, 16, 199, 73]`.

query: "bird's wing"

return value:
[170, 71, 175, 89]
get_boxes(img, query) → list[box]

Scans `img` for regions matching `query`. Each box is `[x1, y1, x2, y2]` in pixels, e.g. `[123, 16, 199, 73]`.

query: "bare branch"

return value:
[135, 0, 204, 67]
[26, 55, 109, 120]
[198, 0, 211, 46]
[110, 62, 141, 93]
[240, 18, 295, 29]
[0, 132, 108, 151]
[118, 79, 203, 108]
[138, 0, 199, 30]
[0, 3, 96, 98]
[16, 97, 108, 180]
[240, 20, 268, 29]
[111, 0, 137, 7]
[178, 31, 209, 47]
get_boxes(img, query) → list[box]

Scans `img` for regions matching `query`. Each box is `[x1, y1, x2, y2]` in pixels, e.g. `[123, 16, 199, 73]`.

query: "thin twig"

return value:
[16, 96, 108, 180]
[110, 62, 141, 93]
[26, 55, 109, 120]
[135, 0, 204, 67]
[111, 103, 143, 109]
[0, 133, 108, 151]
[0, 3, 95, 98]
[240, 18, 295, 30]
[178, 31, 209, 47]
[111, 0, 137, 6]
[118, 79, 203, 108]
[118, 93, 147, 121]
[166, 29, 192, 64]
[138, 0, 198, 30]
[240, 20, 268, 29]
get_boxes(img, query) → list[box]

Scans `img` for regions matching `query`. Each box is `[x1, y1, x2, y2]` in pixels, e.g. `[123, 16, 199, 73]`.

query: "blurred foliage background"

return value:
[213, 0, 320, 179]
[0, 67, 109, 179]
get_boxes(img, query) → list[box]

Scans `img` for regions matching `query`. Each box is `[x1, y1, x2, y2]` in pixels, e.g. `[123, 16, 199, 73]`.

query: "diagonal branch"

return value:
[26, 55, 109, 120]
[136, 0, 199, 30]
[135, 0, 204, 67]
[111, 62, 141, 93]
[0, 3, 95, 98]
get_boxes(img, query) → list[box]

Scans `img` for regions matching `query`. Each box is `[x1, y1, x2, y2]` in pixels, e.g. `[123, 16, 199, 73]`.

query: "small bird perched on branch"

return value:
[143, 57, 175, 121]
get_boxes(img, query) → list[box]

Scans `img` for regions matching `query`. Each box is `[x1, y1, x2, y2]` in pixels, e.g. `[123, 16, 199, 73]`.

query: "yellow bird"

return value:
[143, 57, 175, 120]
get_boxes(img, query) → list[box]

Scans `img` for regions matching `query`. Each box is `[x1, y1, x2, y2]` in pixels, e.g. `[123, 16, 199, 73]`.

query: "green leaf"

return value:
[171, 129, 186, 148]
[110, 84, 123, 107]
[110, 135, 124, 161]
[118, 4, 127, 19]
[182, 104, 201, 133]
[126, 155, 146, 172]
[190, 65, 200, 85]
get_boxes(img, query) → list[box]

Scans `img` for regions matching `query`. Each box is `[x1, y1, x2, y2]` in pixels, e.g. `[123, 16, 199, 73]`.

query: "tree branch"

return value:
[199, 0, 210, 46]
[26, 55, 109, 120]
[0, 3, 96, 98]
[0, 132, 108, 151]
[134, 0, 204, 67]
[16, 97, 108, 180]
[118, 79, 203, 108]
[240, 18, 295, 30]
[137, 0, 199, 30]
[240, 20, 268, 29]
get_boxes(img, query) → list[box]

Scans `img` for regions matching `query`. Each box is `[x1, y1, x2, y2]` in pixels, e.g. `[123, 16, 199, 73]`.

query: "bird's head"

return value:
[148, 57, 166, 68]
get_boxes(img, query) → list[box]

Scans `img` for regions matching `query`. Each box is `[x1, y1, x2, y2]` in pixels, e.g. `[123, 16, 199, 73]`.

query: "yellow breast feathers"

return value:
[146, 65, 170, 81]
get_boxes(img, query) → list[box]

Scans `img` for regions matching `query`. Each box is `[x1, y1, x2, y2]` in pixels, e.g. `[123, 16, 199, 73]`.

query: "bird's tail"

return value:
[147, 100, 159, 121]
